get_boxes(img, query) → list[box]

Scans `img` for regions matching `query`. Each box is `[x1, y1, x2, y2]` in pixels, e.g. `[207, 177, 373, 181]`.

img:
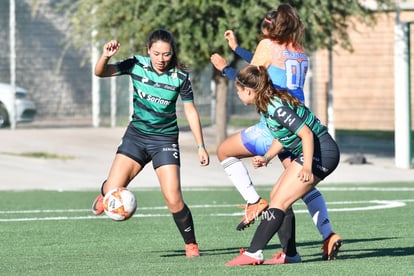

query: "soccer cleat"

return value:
[236, 198, 269, 231]
[263, 251, 302, 265]
[322, 233, 343, 260]
[91, 194, 104, 215]
[185, 243, 200, 258]
[225, 248, 264, 266]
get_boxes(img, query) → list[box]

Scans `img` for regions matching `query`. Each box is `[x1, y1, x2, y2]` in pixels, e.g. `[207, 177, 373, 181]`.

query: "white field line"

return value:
[184, 187, 414, 192]
[0, 186, 413, 222]
[318, 187, 414, 192]
[2, 199, 414, 215]
[0, 199, 412, 222]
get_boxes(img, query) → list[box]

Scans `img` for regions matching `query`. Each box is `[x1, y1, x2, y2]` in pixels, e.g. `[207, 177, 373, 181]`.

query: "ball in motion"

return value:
[103, 187, 137, 221]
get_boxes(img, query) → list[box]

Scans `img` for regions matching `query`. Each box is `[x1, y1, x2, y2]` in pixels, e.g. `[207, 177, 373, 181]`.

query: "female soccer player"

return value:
[225, 65, 340, 266]
[211, 3, 342, 262]
[91, 29, 209, 258]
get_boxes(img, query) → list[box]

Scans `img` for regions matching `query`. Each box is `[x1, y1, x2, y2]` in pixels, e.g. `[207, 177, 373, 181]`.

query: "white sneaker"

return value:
[244, 250, 264, 260]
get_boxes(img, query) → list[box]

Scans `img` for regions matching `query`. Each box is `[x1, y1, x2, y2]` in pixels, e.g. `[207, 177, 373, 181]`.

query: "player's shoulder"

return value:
[270, 98, 286, 109]
[291, 43, 306, 54]
[171, 67, 190, 81]
[257, 38, 273, 48]
[135, 55, 149, 64]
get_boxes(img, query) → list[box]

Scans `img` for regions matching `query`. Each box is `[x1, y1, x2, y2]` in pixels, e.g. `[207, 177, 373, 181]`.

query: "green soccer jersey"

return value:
[115, 55, 194, 136]
[262, 98, 328, 155]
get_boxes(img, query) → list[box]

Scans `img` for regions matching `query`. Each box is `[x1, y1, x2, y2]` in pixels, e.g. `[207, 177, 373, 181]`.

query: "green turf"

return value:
[0, 182, 413, 275]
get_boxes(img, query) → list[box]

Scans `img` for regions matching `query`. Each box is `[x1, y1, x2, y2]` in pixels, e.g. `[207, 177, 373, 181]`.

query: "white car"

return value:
[0, 83, 36, 128]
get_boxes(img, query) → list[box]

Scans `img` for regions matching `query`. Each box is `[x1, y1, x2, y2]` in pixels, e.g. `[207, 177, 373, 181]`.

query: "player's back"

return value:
[265, 39, 308, 102]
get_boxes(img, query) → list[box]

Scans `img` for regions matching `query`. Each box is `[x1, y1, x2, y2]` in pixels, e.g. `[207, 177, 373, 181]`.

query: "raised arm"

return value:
[95, 40, 121, 77]
[211, 34, 269, 81]
[224, 30, 253, 62]
[210, 53, 237, 81]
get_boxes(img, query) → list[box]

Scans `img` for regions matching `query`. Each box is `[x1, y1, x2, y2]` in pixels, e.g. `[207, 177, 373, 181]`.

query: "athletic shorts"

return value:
[241, 120, 295, 160]
[294, 133, 340, 180]
[116, 124, 180, 169]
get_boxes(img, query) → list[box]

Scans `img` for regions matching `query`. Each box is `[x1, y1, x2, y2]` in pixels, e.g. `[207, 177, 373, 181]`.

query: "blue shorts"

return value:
[240, 121, 273, 156]
[116, 124, 180, 169]
[240, 120, 294, 161]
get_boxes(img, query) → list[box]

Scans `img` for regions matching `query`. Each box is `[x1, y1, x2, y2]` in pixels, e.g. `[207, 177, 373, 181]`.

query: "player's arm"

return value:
[274, 105, 315, 182]
[95, 40, 121, 77]
[234, 46, 254, 62]
[296, 125, 314, 183]
[223, 30, 254, 62]
[213, 40, 272, 81]
[183, 101, 210, 166]
[210, 53, 237, 80]
[219, 46, 255, 79]
[252, 139, 283, 168]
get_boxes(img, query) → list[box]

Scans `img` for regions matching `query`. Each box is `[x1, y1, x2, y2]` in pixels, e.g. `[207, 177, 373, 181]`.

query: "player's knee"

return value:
[216, 144, 229, 161]
[166, 200, 184, 213]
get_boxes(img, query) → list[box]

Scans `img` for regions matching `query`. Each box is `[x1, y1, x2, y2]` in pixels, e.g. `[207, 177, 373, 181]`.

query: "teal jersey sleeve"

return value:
[264, 100, 328, 155]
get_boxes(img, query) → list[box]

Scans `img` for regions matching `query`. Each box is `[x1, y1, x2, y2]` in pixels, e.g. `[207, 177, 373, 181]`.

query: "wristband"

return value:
[264, 154, 271, 163]
[197, 144, 205, 149]
[221, 65, 230, 76]
[221, 66, 237, 80]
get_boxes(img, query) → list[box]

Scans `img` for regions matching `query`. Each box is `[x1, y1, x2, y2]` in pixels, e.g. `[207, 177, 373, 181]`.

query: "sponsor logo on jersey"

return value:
[276, 108, 296, 126]
[137, 89, 171, 105]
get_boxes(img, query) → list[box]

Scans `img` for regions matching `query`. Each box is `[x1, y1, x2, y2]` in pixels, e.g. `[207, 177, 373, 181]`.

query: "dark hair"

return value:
[147, 29, 187, 71]
[260, 3, 304, 46]
[236, 65, 302, 113]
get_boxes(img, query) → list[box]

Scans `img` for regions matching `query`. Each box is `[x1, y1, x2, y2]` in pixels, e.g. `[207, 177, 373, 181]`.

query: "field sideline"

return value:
[0, 182, 413, 275]
[1, 127, 413, 191]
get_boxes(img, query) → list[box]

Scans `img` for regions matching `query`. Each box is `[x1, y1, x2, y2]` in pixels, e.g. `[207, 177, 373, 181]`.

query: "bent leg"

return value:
[103, 153, 142, 194]
[270, 162, 320, 210]
[217, 131, 253, 161]
[218, 132, 261, 204]
[247, 162, 320, 253]
[302, 188, 334, 240]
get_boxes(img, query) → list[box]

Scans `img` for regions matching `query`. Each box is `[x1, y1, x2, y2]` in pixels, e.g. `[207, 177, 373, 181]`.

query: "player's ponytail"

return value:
[236, 65, 274, 113]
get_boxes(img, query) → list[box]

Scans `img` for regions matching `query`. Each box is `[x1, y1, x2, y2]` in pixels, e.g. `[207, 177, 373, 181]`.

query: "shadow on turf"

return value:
[158, 237, 414, 261]
[158, 244, 319, 258]
[158, 246, 246, 258]
[300, 237, 414, 262]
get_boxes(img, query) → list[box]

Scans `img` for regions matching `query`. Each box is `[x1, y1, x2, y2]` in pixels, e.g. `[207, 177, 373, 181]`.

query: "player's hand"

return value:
[224, 30, 238, 51]
[210, 53, 228, 71]
[252, 156, 267, 168]
[198, 148, 210, 166]
[103, 40, 120, 58]
[297, 168, 314, 183]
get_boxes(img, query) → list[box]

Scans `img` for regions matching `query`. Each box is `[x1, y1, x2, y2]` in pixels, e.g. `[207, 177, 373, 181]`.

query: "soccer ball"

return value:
[103, 187, 137, 221]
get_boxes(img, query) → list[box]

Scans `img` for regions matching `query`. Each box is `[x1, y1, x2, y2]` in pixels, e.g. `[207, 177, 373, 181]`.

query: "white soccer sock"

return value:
[302, 188, 333, 240]
[221, 157, 260, 204]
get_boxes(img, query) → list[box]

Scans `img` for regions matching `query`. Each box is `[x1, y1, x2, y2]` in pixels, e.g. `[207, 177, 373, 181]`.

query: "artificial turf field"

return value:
[0, 182, 413, 275]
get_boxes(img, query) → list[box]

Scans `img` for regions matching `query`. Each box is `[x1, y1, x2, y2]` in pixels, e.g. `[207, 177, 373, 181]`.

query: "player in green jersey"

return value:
[91, 29, 209, 258]
[211, 3, 342, 263]
[226, 65, 340, 266]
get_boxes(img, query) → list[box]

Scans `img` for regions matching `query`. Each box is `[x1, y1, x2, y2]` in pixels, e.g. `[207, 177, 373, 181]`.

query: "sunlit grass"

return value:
[0, 184, 413, 275]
